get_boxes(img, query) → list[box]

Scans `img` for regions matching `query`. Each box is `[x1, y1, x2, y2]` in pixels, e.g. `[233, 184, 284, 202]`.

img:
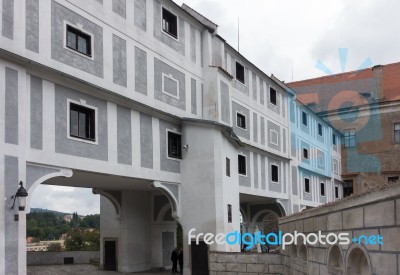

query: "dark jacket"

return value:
[178, 251, 183, 264]
[171, 250, 178, 262]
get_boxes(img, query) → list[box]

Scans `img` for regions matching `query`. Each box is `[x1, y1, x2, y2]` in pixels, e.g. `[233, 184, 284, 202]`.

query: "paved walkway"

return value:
[27, 264, 172, 275]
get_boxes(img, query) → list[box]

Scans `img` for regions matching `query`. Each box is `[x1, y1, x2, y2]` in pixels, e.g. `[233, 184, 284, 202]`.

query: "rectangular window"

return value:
[318, 123, 323, 136]
[238, 155, 246, 175]
[236, 62, 245, 83]
[335, 186, 339, 198]
[167, 131, 182, 159]
[236, 113, 246, 129]
[388, 176, 399, 184]
[302, 148, 309, 159]
[344, 129, 356, 148]
[226, 157, 230, 177]
[227, 204, 232, 223]
[302, 111, 308, 126]
[271, 164, 279, 183]
[332, 133, 337, 145]
[69, 103, 95, 141]
[394, 123, 400, 144]
[343, 180, 353, 197]
[162, 8, 178, 38]
[66, 25, 92, 57]
[270, 87, 277, 105]
[320, 182, 325, 196]
[304, 178, 310, 193]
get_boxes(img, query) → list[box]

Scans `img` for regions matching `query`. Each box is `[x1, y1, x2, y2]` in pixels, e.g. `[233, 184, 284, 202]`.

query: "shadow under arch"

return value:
[298, 243, 307, 261]
[327, 244, 344, 274]
[346, 244, 372, 275]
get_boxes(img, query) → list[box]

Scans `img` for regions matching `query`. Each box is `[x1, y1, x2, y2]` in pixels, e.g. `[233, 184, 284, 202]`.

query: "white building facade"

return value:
[0, 0, 342, 274]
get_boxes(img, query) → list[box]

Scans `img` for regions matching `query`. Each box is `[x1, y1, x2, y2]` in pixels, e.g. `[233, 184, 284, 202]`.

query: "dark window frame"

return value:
[304, 178, 310, 193]
[226, 157, 230, 177]
[332, 133, 337, 145]
[394, 123, 400, 144]
[269, 87, 277, 106]
[238, 154, 247, 176]
[301, 111, 308, 126]
[66, 25, 92, 57]
[343, 180, 353, 197]
[227, 204, 232, 223]
[236, 113, 246, 129]
[162, 8, 178, 39]
[167, 131, 182, 159]
[236, 62, 245, 84]
[303, 148, 309, 159]
[344, 129, 356, 148]
[320, 182, 325, 196]
[69, 103, 96, 141]
[271, 164, 279, 183]
[335, 186, 339, 198]
[318, 123, 323, 136]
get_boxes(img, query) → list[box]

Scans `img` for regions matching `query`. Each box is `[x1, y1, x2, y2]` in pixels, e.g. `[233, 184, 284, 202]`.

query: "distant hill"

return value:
[30, 208, 70, 216]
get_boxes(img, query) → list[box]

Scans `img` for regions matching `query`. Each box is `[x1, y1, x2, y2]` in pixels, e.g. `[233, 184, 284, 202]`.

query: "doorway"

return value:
[191, 241, 208, 275]
[104, 240, 117, 271]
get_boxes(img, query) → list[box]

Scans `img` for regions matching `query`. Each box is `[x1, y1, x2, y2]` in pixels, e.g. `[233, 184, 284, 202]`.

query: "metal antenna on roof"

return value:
[237, 17, 240, 53]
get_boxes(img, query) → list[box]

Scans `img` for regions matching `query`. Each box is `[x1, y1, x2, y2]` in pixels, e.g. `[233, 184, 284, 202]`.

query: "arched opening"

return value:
[261, 211, 279, 235]
[298, 244, 307, 261]
[328, 245, 343, 273]
[289, 244, 297, 258]
[346, 247, 371, 275]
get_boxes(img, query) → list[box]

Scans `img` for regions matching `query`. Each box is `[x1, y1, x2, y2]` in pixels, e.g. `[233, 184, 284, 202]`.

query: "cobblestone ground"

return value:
[27, 264, 171, 275]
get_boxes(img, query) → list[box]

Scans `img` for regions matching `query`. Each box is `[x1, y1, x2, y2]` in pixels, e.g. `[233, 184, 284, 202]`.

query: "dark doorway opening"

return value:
[191, 241, 209, 275]
[104, 240, 117, 271]
[343, 180, 353, 198]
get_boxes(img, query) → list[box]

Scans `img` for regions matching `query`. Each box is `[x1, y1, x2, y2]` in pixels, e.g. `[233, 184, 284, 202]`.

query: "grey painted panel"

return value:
[5, 155, 18, 275]
[238, 150, 251, 187]
[134, 0, 146, 30]
[54, 85, 108, 160]
[231, 102, 250, 140]
[252, 72, 257, 101]
[191, 78, 197, 115]
[212, 37, 222, 66]
[140, 113, 153, 169]
[259, 79, 264, 105]
[220, 80, 230, 124]
[2, 0, 13, 39]
[5, 67, 18, 145]
[267, 120, 281, 151]
[112, 0, 126, 18]
[153, 0, 185, 55]
[261, 156, 266, 190]
[290, 101, 296, 123]
[164, 77, 178, 97]
[162, 232, 174, 266]
[30, 76, 43, 149]
[291, 165, 298, 195]
[135, 46, 147, 95]
[260, 117, 265, 145]
[190, 25, 196, 63]
[253, 113, 258, 143]
[232, 67, 249, 95]
[282, 128, 286, 154]
[51, 1, 104, 78]
[291, 133, 297, 158]
[159, 119, 180, 173]
[154, 195, 168, 221]
[293, 204, 299, 213]
[154, 58, 186, 111]
[26, 165, 58, 190]
[253, 153, 258, 189]
[268, 159, 281, 193]
[25, 0, 39, 52]
[117, 105, 132, 165]
[113, 34, 127, 87]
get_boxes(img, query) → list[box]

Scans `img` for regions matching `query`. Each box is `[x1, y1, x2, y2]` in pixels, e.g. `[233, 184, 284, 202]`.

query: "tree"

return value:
[47, 243, 63, 252]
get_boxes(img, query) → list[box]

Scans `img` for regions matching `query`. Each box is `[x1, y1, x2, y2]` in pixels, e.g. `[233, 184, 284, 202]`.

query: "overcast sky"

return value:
[31, 0, 400, 215]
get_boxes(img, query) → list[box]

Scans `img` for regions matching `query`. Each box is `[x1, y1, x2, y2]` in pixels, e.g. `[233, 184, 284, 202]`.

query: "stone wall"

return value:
[27, 251, 99, 266]
[209, 252, 284, 275]
[279, 184, 400, 275]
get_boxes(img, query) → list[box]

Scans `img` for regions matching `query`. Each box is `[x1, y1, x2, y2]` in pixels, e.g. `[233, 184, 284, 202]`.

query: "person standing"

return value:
[178, 248, 183, 274]
[171, 248, 179, 273]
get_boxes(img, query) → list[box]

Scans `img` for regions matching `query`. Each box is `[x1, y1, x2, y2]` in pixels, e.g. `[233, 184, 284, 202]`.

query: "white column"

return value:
[107, 102, 118, 163]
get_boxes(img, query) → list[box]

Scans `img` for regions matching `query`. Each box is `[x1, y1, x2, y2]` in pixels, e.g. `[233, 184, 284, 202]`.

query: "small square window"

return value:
[238, 155, 246, 175]
[303, 148, 309, 159]
[237, 113, 246, 129]
[226, 157, 230, 177]
[69, 103, 95, 141]
[271, 164, 279, 183]
[168, 131, 182, 159]
[318, 123, 323, 136]
[162, 8, 178, 38]
[394, 123, 400, 144]
[335, 186, 339, 198]
[320, 182, 325, 196]
[302, 111, 308, 126]
[270, 87, 277, 105]
[66, 25, 92, 57]
[304, 178, 310, 193]
[236, 62, 245, 84]
[227, 204, 232, 223]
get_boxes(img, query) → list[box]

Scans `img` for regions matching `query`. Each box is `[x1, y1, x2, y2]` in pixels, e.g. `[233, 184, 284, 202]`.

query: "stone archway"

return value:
[346, 245, 372, 275]
[328, 245, 344, 274]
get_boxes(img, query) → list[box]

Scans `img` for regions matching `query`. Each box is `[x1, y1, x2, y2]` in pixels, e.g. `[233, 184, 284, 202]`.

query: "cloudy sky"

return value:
[31, 0, 400, 215]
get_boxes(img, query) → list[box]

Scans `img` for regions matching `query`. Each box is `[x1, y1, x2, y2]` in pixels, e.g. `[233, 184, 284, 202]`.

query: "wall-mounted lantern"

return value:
[11, 181, 28, 213]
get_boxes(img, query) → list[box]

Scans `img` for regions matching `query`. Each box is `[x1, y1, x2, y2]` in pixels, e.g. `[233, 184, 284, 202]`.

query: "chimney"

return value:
[372, 65, 383, 100]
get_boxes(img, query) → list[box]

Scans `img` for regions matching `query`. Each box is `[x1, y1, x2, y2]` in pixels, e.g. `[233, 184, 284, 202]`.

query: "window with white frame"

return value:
[320, 182, 325, 196]
[162, 8, 178, 38]
[162, 73, 179, 99]
[66, 24, 92, 57]
[335, 186, 339, 198]
[304, 178, 310, 193]
[317, 150, 324, 167]
[269, 87, 277, 105]
[238, 154, 246, 175]
[237, 113, 246, 129]
[302, 148, 309, 159]
[227, 204, 232, 223]
[236, 62, 245, 84]
[271, 164, 279, 183]
[302, 111, 308, 126]
[344, 129, 356, 148]
[167, 131, 182, 159]
[68, 101, 96, 142]
[318, 123, 323, 136]
[270, 129, 279, 146]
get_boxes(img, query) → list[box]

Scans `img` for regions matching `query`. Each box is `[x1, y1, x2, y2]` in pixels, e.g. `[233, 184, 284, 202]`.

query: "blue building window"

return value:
[332, 133, 337, 145]
[344, 129, 356, 148]
[302, 111, 308, 126]
[318, 123, 323, 136]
